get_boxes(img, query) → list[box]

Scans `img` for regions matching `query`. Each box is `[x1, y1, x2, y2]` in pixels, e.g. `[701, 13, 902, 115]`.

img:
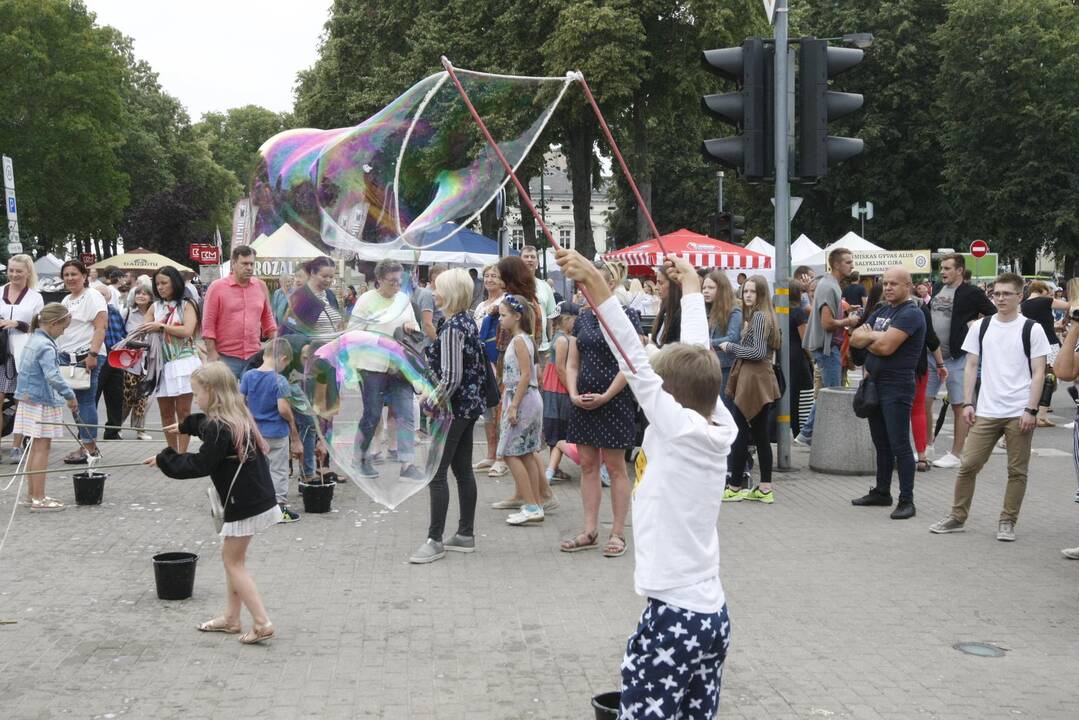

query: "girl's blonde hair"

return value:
[742, 275, 781, 350]
[9, 254, 37, 289]
[31, 303, 70, 332]
[190, 361, 268, 459]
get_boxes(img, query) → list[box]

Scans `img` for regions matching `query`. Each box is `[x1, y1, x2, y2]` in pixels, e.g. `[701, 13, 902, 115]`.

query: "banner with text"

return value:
[851, 250, 931, 275]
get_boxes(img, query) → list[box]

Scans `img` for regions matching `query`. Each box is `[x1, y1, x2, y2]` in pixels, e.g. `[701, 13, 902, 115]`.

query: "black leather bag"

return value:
[482, 359, 501, 409]
[853, 377, 879, 418]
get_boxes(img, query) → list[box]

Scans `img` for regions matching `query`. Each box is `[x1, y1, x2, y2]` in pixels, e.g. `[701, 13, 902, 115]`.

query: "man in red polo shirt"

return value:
[203, 245, 276, 380]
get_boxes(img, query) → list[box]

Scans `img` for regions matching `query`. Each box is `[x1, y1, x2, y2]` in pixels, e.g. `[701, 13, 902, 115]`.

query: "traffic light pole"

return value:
[773, 0, 793, 471]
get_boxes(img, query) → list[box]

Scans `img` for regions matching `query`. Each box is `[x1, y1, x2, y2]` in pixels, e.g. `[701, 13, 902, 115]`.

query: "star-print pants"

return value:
[619, 598, 730, 720]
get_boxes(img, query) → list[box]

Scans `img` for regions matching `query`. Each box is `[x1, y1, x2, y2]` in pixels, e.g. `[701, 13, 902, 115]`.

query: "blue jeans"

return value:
[60, 353, 103, 442]
[295, 411, 317, 478]
[798, 349, 843, 440]
[357, 371, 415, 464]
[218, 353, 255, 382]
[867, 376, 916, 502]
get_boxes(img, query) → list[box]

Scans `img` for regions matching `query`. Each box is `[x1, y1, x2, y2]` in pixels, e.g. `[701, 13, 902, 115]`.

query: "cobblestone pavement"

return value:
[0, 402, 1077, 720]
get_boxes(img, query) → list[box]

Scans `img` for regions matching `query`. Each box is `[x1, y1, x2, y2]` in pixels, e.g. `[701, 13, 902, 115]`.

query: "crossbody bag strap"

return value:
[222, 452, 245, 508]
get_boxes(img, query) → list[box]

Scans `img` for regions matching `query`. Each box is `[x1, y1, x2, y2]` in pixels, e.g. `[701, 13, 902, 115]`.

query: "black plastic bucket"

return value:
[299, 480, 335, 513]
[72, 472, 106, 505]
[152, 552, 198, 600]
[591, 692, 620, 720]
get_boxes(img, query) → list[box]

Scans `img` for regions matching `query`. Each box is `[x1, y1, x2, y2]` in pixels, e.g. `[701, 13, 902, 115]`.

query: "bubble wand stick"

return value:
[440, 56, 636, 373]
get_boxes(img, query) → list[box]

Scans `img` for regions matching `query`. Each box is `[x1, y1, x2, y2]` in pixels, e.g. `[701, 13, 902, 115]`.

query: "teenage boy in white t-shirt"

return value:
[930, 272, 1049, 542]
[556, 249, 737, 720]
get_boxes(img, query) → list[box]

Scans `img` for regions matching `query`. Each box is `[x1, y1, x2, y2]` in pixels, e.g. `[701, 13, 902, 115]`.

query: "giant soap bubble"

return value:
[251, 68, 575, 254]
[295, 328, 452, 509]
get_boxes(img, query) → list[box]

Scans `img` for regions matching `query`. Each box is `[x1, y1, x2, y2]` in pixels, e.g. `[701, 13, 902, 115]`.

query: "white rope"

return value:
[0, 439, 33, 561]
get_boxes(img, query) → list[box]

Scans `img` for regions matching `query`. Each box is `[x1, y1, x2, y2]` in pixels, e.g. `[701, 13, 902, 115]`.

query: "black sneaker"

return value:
[851, 488, 893, 507]
[890, 500, 916, 520]
[279, 505, 301, 523]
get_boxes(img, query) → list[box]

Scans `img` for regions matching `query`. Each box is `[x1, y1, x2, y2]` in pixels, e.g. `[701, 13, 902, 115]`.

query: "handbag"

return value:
[60, 363, 91, 390]
[208, 457, 244, 533]
[852, 377, 879, 418]
[482, 359, 500, 409]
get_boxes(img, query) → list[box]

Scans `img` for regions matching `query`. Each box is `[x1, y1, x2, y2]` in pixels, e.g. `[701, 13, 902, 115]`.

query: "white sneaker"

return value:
[506, 505, 544, 525]
[932, 452, 961, 469]
[1064, 422, 1076, 430]
[1061, 546, 1079, 559]
[137, 432, 153, 441]
[473, 458, 495, 470]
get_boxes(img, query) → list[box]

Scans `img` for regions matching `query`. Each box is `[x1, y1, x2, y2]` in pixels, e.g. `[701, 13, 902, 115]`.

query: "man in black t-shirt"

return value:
[842, 271, 867, 308]
[849, 266, 926, 520]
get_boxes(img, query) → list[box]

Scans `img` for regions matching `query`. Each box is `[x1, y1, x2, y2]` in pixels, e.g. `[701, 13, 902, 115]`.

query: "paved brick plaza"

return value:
[1, 407, 1077, 719]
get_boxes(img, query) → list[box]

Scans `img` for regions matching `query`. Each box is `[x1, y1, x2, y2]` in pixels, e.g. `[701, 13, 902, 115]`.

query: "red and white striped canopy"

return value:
[603, 229, 772, 270]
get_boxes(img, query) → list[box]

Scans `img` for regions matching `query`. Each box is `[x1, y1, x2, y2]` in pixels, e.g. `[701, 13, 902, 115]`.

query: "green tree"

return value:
[0, 0, 129, 254]
[194, 105, 294, 189]
[791, 0, 950, 250]
[935, 0, 1079, 270]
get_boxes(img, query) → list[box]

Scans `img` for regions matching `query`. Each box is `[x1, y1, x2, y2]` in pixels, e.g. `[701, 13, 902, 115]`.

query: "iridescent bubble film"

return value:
[301, 329, 452, 509]
[252, 69, 573, 253]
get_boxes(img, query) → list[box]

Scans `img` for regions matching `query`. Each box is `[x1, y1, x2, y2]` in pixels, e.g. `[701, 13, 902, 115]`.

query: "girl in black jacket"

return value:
[145, 362, 278, 644]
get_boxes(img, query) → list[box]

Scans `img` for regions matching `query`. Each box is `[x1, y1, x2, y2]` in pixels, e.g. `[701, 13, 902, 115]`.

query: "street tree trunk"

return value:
[632, 95, 652, 243]
[563, 120, 596, 260]
[516, 177, 538, 250]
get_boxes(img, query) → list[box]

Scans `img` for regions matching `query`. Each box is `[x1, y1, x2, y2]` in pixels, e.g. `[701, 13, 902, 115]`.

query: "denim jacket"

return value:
[710, 306, 743, 369]
[15, 329, 76, 406]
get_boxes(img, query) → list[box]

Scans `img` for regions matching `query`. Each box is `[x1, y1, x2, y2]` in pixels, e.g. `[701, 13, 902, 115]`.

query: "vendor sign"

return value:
[851, 250, 931, 275]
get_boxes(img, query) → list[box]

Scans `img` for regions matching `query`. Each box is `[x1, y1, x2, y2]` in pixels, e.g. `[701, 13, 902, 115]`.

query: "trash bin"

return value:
[152, 552, 198, 600]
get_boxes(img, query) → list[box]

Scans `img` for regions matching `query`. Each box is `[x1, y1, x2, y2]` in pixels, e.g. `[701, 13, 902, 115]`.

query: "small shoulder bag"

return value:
[208, 457, 244, 533]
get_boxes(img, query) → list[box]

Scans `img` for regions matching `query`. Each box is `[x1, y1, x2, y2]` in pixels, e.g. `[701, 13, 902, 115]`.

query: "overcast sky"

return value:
[84, 0, 333, 121]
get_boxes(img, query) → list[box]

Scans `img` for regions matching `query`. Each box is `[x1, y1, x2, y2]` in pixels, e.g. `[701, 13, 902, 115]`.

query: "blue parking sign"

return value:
[6, 197, 13, 215]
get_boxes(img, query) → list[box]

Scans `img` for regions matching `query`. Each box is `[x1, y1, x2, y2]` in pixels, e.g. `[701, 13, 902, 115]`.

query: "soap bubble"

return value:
[251, 68, 574, 253]
[300, 329, 452, 509]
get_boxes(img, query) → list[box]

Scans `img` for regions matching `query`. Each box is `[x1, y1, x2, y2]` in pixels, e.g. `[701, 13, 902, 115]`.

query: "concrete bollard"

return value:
[808, 387, 876, 476]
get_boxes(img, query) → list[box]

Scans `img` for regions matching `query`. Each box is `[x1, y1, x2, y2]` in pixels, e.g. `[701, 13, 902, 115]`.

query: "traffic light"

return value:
[713, 211, 746, 244]
[797, 37, 865, 181]
[701, 38, 772, 181]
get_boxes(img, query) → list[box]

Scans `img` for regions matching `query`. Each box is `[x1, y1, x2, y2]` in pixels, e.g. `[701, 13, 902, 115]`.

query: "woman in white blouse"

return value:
[57, 260, 107, 463]
[0, 254, 44, 464]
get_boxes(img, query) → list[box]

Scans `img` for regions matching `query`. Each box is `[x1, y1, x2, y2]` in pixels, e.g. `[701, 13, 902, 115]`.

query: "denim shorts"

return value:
[926, 355, 966, 403]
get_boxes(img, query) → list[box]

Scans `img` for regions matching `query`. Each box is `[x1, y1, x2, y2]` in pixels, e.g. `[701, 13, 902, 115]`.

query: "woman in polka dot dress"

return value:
[563, 262, 643, 557]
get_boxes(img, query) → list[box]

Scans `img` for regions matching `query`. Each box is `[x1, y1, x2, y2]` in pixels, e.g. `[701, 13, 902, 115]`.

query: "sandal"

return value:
[916, 460, 931, 472]
[197, 617, 241, 634]
[30, 498, 64, 511]
[552, 468, 571, 481]
[603, 534, 627, 558]
[239, 623, 275, 645]
[560, 530, 599, 553]
[63, 450, 88, 465]
[1037, 418, 1055, 428]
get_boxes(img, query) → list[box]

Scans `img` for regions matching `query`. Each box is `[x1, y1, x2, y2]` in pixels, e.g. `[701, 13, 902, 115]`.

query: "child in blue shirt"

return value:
[240, 339, 302, 522]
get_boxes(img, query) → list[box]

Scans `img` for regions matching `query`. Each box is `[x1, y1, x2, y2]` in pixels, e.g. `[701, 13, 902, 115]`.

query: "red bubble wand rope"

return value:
[440, 57, 636, 373]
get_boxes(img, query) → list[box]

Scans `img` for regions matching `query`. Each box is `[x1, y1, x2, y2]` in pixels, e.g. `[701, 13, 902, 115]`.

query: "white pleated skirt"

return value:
[220, 504, 280, 537]
[155, 355, 202, 398]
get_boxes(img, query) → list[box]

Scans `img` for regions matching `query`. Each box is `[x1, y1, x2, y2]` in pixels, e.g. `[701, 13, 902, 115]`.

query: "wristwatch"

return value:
[1024, 407, 1038, 416]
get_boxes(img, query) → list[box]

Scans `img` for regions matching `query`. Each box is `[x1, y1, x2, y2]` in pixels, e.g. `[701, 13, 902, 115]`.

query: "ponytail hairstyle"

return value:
[499, 293, 538, 370]
[303, 256, 334, 276]
[31, 303, 71, 332]
[189, 361, 268, 460]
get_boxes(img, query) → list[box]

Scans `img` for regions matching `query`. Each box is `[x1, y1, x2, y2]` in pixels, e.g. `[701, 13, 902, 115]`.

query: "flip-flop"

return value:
[197, 617, 241, 634]
[62, 451, 88, 465]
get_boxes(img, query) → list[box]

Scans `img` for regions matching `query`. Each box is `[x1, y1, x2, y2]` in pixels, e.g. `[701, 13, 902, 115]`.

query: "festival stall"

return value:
[90, 248, 194, 275]
[790, 234, 822, 265]
[350, 222, 500, 268]
[603, 229, 772, 277]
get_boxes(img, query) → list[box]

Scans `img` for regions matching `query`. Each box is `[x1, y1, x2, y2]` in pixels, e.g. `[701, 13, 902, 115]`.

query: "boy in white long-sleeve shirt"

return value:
[557, 249, 737, 720]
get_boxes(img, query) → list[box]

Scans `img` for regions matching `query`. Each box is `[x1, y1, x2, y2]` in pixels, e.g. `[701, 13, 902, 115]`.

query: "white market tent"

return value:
[790, 234, 822, 265]
[801, 231, 887, 273]
[222, 224, 327, 275]
[745, 236, 775, 256]
[34, 253, 64, 279]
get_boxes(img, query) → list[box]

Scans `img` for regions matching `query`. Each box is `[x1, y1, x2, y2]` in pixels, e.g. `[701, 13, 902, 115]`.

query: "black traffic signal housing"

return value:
[713, 211, 746, 244]
[701, 38, 773, 182]
[797, 37, 865, 181]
